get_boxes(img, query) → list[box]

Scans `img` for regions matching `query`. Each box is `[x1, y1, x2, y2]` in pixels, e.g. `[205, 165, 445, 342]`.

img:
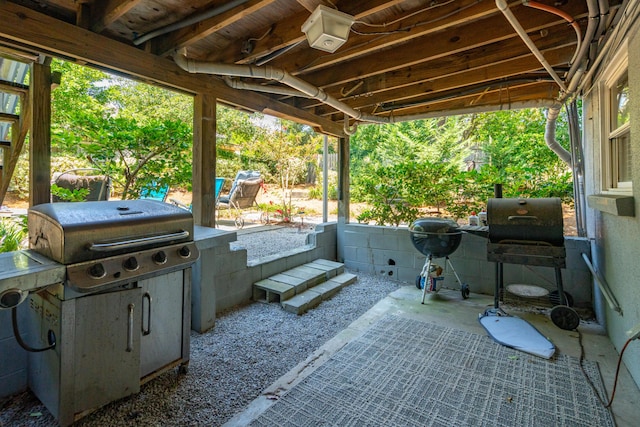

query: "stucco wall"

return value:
[583, 17, 640, 386]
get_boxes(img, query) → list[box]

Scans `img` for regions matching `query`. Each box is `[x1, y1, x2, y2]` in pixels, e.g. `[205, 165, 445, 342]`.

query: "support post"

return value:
[29, 61, 52, 207]
[193, 94, 217, 227]
[337, 136, 349, 224]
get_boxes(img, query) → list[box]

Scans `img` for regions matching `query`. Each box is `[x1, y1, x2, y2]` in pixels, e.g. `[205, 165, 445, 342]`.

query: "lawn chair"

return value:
[217, 171, 263, 229]
[51, 168, 111, 202]
[140, 182, 170, 202]
[170, 177, 226, 212]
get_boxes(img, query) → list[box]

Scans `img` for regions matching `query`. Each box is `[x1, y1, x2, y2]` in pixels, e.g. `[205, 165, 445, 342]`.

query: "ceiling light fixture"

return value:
[302, 5, 354, 53]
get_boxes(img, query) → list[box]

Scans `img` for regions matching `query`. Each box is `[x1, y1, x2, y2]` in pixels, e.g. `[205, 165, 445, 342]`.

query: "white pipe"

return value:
[174, 52, 390, 124]
[134, 0, 250, 45]
[222, 76, 312, 98]
[495, 0, 568, 92]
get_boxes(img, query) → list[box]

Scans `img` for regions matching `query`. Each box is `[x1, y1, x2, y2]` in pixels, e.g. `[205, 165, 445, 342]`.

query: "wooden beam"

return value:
[215, 0, 407, 65]
[299, 29, 576, 111]
[299, 1, 588, 88]
[0, 2, 342, 135]
[274, 0, 499, 74]
[192, 94, 217, 227]
[91, 0, 143, 33]
[153, 0, 277, 56]
[29, 62, 50, 207]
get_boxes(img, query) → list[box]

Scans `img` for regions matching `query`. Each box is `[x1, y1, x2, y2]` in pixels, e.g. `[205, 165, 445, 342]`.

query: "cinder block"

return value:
[269, 273, 308, 293]
[282, 266, 326, 287]
[253, 279, 295, 302]
[328, 272, 357, 287]
[281, 289, 323, 314]
[312, 280, 344, 300]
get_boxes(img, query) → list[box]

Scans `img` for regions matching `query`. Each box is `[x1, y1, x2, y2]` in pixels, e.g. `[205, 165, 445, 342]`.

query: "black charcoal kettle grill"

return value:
[486, 197, 580, 330]
[409, 218, 470, 303]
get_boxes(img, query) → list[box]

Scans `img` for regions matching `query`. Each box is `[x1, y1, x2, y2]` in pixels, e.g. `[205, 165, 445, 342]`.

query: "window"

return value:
[603, 47, 631, 192]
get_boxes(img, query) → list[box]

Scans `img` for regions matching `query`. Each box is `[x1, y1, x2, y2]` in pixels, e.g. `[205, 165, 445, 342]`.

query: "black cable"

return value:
[11, 307, 56, 352]
[577, 328, 632, 408]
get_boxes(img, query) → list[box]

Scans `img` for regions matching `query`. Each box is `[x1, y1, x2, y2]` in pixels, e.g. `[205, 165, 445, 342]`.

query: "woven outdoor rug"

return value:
[250, 315, 614, 427]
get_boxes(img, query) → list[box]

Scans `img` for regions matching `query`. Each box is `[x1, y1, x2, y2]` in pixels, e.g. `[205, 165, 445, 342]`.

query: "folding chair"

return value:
[140, 182, 170, 202]
[51, 168, 111, 202]
[171, 177, 226, 212]
[217, 171, 263, 229]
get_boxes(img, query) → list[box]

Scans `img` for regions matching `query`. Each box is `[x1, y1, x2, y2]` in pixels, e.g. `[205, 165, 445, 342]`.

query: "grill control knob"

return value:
[123, 256, 139, 272]
[89, 263, 106, 279]
[178, 246, 191, 258]
[153, 250, 168, 265]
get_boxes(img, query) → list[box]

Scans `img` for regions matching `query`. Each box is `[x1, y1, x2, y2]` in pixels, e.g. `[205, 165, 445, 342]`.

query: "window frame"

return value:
[601, 44, 631, 193]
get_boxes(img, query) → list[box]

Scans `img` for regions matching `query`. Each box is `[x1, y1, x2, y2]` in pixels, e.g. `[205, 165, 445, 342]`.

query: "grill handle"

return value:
[507, 215, 539, 221]
[88, 231, 190, 252]
[126, 303, 135, 352]
[142, 292, 152, 336]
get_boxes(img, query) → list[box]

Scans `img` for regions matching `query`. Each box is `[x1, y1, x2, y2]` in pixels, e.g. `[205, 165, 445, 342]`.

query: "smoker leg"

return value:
[495, 262, 503, 309]
[554, 267, 566, 305]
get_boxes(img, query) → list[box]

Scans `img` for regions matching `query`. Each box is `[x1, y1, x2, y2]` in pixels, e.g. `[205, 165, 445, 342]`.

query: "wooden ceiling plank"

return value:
[273, 0, 500, 74]
[0, 2, 343, 136]
[91, 0, 144, 33]
[299, 28, 576, 110]
[299, 2, 587, 89]
[153, 0, 278, 57]
[295, 0, 332, 12]
[384, 82, 559, 118]
[217, 0, 412, 65]
[346, 45, 574, 112]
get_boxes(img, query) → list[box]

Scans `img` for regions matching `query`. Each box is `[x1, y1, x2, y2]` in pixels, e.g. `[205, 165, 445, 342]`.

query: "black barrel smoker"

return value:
[409, 218, 470, 304]
[486, 197, 579, 330]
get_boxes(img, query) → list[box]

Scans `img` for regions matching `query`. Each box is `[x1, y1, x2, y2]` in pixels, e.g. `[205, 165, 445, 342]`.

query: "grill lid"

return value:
[29, 200, 194, 264]
[409, 218, 462, 258]
[487, 198, 564, 246]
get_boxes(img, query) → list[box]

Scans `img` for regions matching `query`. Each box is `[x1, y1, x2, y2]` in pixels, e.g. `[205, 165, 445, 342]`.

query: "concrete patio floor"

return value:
[225, 285, 640, 427]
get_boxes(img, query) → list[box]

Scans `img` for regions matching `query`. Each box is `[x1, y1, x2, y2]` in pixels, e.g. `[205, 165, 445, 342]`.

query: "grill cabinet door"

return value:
[139, 270, 185, 378]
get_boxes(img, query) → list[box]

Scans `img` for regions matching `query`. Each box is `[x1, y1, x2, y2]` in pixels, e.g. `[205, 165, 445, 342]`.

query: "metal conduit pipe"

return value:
[133, 0, 251, 46]
[596, 0, 611, 43]
[523, 0, 582, 67]
[566, 0, 600, 82]
[495, 0, 568, 92]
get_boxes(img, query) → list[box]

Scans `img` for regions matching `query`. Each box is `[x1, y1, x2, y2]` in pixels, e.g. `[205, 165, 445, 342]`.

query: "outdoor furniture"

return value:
[217, 171, 263, 229]
[51, 168, 111, 202]
[140, 182, 170, 202]
[170, 177, 226, 212]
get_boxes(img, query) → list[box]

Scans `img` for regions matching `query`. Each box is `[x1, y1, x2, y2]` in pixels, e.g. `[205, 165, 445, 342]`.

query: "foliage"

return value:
[244, 119, 322, 222]
[50, 184, 90, 202]
[0, 217, 28, 253]
[349, 108, 574, 225]
[49, 60, 193, 198]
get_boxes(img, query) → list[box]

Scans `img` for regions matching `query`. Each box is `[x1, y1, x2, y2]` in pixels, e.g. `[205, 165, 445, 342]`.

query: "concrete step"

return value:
[253, 259, 343, 303]
[281, 272, 357, 315]
[252, 260, 356, 314]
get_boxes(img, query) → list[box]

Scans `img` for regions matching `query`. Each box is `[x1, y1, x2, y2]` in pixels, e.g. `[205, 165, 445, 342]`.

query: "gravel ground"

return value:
[0, 228, 399, 427]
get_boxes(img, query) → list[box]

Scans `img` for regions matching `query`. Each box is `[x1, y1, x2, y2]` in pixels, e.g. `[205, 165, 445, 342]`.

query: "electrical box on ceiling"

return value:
[301, 5, 354, 53]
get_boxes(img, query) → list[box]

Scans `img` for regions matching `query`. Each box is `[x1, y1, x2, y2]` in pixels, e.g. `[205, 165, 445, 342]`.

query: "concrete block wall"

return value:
[0, 304, 29, 398]
[191, 222, 337, 333]
[337, 223, 593, 307]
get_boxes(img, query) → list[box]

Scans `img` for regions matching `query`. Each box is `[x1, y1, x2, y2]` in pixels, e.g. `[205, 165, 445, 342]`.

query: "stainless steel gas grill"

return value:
[24, 200, 199, 426]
